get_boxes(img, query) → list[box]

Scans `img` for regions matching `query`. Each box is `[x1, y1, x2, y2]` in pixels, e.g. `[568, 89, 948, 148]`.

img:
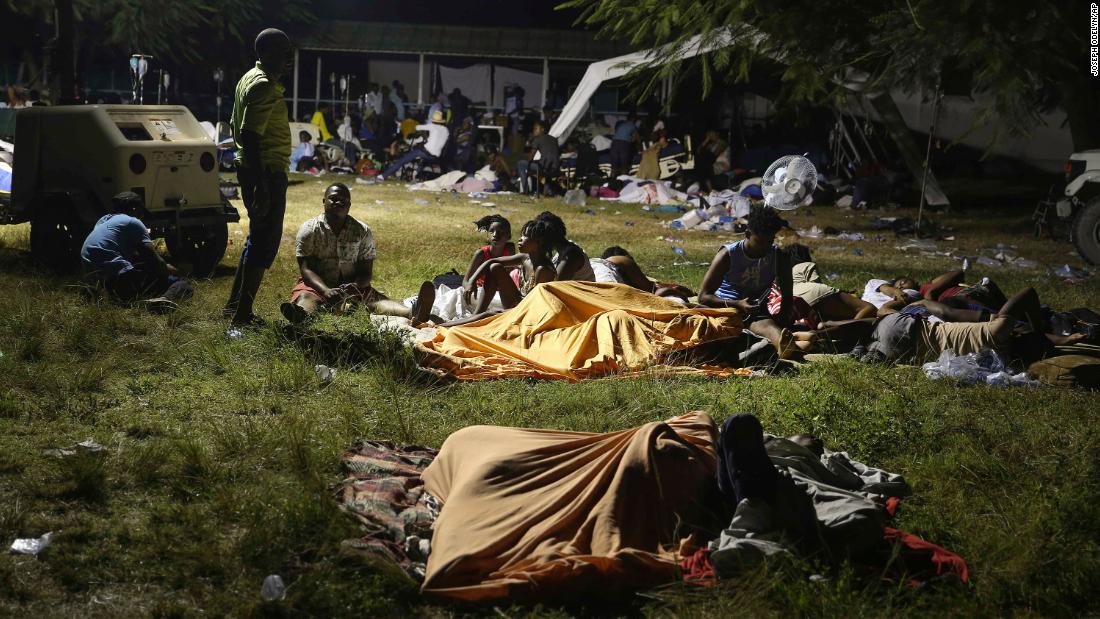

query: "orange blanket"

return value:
[420, 411, 724, 602]
[416, 281, 744, 381]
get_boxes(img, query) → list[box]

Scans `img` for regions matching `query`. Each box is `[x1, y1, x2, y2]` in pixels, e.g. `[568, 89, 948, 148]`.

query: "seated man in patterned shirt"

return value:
[280, 182, 434, 324]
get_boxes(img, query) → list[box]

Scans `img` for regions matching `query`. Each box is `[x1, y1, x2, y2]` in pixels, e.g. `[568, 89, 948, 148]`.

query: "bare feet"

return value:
[412, 281, 435, 324]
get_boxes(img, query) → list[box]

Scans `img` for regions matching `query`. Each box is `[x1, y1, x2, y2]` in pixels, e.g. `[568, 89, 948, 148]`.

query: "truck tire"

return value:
[30, 195, 88, 273]
[165, 222, 229, 278]
[1072, 197, 1100, 266]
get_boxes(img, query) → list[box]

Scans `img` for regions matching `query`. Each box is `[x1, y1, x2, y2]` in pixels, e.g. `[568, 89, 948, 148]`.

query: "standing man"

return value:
[224, 28, 293, 327]
[610, 112, 639, 177]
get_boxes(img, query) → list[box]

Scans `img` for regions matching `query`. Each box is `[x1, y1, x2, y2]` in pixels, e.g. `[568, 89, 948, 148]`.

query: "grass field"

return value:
[0, 175, 1098, 617]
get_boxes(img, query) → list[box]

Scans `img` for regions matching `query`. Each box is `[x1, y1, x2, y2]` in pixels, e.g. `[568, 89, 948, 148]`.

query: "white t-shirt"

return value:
[862, 279, 920, 309]
[417, 123, 450, 157]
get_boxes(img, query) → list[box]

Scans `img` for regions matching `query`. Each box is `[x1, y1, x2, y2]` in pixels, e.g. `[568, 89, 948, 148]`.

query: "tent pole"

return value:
[417, 53, 425, 105]
[916, 82, 943, 234]
[541, 57, 549, 112]
[292, 48, 299, 121]
[314, 56, 321, 107]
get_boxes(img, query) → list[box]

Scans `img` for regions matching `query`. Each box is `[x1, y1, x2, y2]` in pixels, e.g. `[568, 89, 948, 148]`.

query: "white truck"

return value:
[1063, 149, 1100, 265]
[6, 105, 239, 275]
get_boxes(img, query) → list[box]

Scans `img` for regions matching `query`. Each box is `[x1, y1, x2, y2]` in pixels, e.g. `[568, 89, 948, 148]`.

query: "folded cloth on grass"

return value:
[416, 281, 744, 381]
[336, 440, 441, 581]
[420, 411, 727, 602]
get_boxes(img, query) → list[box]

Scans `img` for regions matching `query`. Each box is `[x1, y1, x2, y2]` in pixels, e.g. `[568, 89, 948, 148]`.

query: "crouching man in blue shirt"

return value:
[80, 191, 193, 312]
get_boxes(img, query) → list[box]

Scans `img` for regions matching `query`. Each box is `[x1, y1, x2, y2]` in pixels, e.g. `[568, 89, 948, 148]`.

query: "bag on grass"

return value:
[1027, 355, 1100, 389]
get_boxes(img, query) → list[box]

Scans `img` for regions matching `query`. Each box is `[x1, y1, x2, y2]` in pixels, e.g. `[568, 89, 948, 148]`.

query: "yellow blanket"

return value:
[416, 281, 744, 381]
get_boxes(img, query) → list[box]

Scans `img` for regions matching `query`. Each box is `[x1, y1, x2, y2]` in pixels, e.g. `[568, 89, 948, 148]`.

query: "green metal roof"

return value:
[297, 20, 635, 62]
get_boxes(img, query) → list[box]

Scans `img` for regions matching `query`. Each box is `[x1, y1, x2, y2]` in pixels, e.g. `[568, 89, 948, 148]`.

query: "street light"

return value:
[129, 53, 152, 104]
[213, 68, 225, 124]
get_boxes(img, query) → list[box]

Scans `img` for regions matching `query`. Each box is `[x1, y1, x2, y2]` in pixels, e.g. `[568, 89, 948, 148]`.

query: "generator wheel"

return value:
[166, 222, 229, 278]
[1072, 197, 1100, 266]
[30, 195, 88, 273]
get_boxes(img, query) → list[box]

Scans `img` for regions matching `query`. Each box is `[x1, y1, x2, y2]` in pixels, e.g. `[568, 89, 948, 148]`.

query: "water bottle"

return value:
[261, 575, 286, 602]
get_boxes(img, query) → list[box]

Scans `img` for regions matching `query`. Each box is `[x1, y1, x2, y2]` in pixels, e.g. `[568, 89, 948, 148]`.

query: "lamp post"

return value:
[129, 53, 152, 104]
[213, 68, 225, 124]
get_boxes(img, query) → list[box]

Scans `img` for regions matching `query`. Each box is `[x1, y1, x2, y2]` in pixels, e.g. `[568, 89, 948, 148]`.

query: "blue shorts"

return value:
[238, 167, 288, 269]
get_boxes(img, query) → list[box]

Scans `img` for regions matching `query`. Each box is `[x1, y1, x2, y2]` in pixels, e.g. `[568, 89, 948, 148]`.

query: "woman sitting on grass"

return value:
[698, 205, 813, 359]
[535, 211, 597, 282]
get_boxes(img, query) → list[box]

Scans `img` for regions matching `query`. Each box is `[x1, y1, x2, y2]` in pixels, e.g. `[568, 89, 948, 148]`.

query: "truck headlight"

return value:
[129, 153, 147, 175]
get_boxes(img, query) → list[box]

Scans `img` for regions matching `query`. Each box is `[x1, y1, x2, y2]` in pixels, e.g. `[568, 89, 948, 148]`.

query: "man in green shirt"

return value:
[224, 28, 293, 327]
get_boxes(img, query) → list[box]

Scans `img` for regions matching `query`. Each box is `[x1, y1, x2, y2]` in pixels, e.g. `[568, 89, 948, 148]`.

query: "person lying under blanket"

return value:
[280, 182, 436, 324]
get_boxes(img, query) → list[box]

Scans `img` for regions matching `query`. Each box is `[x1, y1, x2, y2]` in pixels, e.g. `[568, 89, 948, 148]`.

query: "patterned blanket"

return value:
[336, 440, 440, 580]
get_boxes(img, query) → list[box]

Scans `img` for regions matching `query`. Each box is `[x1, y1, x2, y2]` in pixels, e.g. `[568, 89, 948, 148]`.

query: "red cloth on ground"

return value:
[883, 527, 970, 585]
[680, 547, 716, 586]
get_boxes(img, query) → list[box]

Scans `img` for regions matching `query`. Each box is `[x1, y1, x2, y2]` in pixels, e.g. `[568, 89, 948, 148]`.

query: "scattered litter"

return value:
[975, 256, 1001, 268]
[1011, 257, 1039, 269]
[895, 239, 938, 252]
[261, 574, 286, 602]
[825, 272, 839, 281]
[922, 349, 1038, 387]
[374, 200, 385, 205]
[671, 246, 687, 256]
[1052, 264, 1090, 280]
[624, 221, 634, 227]
[355, 177, 376, 185]
[798, 226, 823, 239]
[563, 188, 586, 207]
[226, 327, 245, 339]
[10, 532, 53, 556]
[43, 439, 106, 458]
[833, 232, 865, 241]
[583, 209, 595, 216]
[481, 202, 496, 207]
[414, 198, 429, 206]
[314, 364, 337, 385]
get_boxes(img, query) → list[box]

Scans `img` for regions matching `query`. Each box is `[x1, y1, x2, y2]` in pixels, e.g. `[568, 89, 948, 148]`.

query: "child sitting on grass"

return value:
[461, 214, 516, 307]
[450, 217, 558, 321]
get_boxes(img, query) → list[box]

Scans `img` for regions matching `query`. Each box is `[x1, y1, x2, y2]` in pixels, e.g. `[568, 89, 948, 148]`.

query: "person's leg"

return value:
[366, 281, 434, 323]
[381, 147, 424, 178]
[162, 277, 193, 303]
[997, 287, 1043, 333]
[224, 166, 259, 316]
[604, 255, 657, 293]
[910, 299, 984, 322]
[516, 159, 530, 194]
[748, 318, 800, 360]
[478, 263, 521, 312]
[715, 413, 777, 506]
[231, 171, 288, 326]
[815, 291, 876, 321]
[281, 289, 323, 324]
[923, 269, 964, 301]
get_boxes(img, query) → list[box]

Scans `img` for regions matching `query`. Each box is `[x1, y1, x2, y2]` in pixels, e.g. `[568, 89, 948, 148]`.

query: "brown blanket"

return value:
[420, 411, 724, 601]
